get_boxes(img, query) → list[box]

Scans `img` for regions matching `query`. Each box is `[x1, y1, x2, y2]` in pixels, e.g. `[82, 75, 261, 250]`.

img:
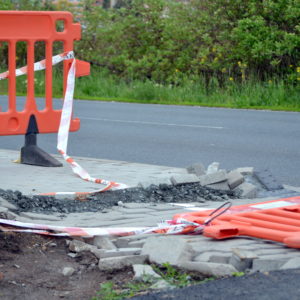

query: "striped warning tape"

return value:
[1, 51, 128, 198]
[0, 217, 203, 237]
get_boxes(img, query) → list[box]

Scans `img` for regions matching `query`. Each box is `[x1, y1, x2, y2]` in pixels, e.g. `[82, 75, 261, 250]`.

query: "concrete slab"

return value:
[0, 149, 187, 195]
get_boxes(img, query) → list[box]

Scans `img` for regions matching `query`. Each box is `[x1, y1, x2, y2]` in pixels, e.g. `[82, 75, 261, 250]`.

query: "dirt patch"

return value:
[0, 232, 133, 300]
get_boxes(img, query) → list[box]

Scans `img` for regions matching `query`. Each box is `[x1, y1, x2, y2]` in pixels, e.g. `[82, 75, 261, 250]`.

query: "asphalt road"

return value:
[132, 268, 300, 300]
[1, 97, 300, 186]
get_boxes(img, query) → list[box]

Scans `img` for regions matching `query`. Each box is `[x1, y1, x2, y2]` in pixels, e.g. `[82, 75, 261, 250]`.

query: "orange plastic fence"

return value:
[0, 11, 90, 136]
[173, 196, 300, 248]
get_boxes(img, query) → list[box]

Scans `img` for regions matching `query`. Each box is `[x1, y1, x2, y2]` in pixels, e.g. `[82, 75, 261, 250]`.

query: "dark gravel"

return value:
[0, 183, 240, 215]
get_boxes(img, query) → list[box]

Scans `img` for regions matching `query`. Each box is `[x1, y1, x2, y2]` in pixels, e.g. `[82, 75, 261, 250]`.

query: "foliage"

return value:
[91, 281, 151, 300]
[76, 0, 300, 85]
[0, 0, 299, 109]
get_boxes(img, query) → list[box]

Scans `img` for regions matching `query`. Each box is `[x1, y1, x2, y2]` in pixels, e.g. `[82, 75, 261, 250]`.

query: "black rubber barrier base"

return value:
[20, 115, 62, 167]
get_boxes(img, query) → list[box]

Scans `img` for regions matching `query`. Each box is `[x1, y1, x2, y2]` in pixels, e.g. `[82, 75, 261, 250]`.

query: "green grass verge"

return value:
[1, 68, 299, 112]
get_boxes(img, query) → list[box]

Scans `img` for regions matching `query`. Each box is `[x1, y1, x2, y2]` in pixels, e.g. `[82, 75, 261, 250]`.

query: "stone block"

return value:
[170, 174, 200, 185]
[98, 255, 148, 271]
[0, 197, 17, 210]
[0, 207, 8, 214]
[128, 240, 146, 248]
[252, 257, 288, 272]
[133, 264, 161, 281]
[114, 237, 151, 248]
[234, 167, 254, 175]
[280, 257, 300, 270]
[62, 267, 75, 277]
[229, 249, 258, 271]
[254, 169, 283, 191]
[150, 280, 175, 290]
[141, 236, 194, 266]
[186, 163, 206, 177]
[189, 237, 256, 252]
[194, 251, 231, 264]
[199, 170, 228, 186]
[138, 177, 172, 189]
[93, 236, 117, 250]
[19, 212, 61, 221]
[92, 248, 141, 259]
[227, 170, 244, 189]
[235, 182, 257, 199]
[206, 162, 220, 174]
[206, 181, 230, 191]
[69, 240, 97, 253]
[179, 261, 237, 277]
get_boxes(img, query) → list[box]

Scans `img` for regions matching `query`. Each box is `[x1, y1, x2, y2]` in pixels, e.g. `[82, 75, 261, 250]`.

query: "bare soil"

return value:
[0, 232, 134, 300]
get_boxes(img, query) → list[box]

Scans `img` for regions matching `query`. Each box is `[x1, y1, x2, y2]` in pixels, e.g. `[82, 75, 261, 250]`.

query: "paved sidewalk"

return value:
[0, 149, 187, 195]
[1, 148, 300, 278]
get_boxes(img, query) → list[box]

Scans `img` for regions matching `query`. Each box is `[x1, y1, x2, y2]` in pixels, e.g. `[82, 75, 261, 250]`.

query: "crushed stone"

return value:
[0, 183, 240, 215]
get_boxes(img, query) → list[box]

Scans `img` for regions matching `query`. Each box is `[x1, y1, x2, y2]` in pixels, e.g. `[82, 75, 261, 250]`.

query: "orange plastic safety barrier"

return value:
[173, 196, 300, 248]
[0, 11, 90, 136]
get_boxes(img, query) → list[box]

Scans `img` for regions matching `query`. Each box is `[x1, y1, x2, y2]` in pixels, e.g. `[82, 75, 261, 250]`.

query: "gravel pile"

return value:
[0, 183, 240, 215]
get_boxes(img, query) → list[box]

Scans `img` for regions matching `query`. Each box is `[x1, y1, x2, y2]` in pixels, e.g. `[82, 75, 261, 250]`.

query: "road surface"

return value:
[0, 97, 299, 186]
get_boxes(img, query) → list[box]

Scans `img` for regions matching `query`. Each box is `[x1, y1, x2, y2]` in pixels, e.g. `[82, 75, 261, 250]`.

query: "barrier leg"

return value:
[20, 115, 62, 167]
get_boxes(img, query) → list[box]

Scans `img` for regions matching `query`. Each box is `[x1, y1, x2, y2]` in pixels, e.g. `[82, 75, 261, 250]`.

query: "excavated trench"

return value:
[0, 183, 240, 215]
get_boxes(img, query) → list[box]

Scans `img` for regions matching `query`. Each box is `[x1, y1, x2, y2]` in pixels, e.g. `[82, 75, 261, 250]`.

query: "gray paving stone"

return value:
[229, 249, 258, 271]
[193, 251, 231, 264]
[199, 170, 228, 186]
[254, 248, 298, 256]
[112, 207, 157, 214]
[206, 181, 230, 191]
[147, 209, 190, 217]
[93, 236, 117, 250]
[188, 237, 257, 252]
[138, 177, 172, 189]
[0, 206, 8, 214]
[150, 280, 175, 290]
[170, 174, 200, 185]
[122, 203, 154, 209]
[252, 257, 288, 272]
[234, 167, 254, 175]
[142, 236, 194, 266]
[128, 240, 147, 248]
[92, 248, 141, 259]
[186, 163, 206, 177]
[235, 182, 258, 199]
[116, 234, 155, 243]
[149, 204, 184, 211]
[0, 197, 17, 210]
[280, 257, 300, 270]
[206, 162, 220, 174]
[227, 170, 244, 189]
[98, 255, 148, 271]
[62, 267, 75, 277]
[69, 240, 97, 253]
[19, 212, 62, 221]
[254, 169, 283, 191]
[133, 264, 161, 281]
[179, 261, 238, 277]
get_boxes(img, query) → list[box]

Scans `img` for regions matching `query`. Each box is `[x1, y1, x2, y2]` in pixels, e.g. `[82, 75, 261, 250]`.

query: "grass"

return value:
[1, 66, 299, 111]
[92, 263, 214, 300]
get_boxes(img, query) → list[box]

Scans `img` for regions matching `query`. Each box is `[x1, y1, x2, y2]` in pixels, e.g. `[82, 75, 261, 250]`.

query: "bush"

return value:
[76, 0, 300, 85]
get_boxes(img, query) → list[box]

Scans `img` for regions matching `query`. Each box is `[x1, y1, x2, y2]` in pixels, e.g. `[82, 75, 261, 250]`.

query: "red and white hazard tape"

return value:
[1, 51, 128, 197]
[0, 217, 204, 237]
[0, 51, 75, 80]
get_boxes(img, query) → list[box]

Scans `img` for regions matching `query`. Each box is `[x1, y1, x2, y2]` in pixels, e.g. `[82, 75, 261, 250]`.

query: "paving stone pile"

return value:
[64, 233, 300, 280]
